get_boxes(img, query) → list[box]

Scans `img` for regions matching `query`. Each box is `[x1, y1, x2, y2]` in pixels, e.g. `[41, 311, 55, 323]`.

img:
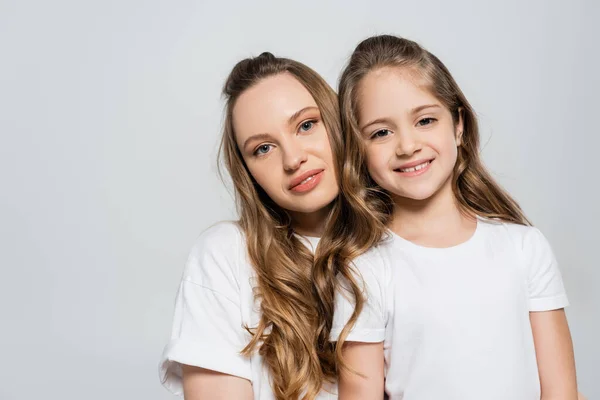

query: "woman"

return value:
[159, 52, 381, 400]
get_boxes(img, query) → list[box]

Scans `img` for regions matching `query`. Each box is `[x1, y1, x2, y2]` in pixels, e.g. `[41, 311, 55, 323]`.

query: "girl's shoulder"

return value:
[477, 216, 541, 240]
[477, 217, 553, 260]
[350, 235, 396, 283]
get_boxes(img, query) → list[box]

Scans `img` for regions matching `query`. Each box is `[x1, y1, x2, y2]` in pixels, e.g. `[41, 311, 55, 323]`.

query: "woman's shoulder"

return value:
[190, 220, 245, 253]
[183, 220, 249, 284]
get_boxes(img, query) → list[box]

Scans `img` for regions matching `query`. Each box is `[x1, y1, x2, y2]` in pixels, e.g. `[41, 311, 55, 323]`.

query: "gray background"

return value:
[1, 0, 597, 398]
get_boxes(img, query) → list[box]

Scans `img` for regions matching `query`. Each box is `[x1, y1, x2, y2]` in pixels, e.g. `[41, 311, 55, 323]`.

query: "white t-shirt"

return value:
[332, 218, 569, 400]
[159, 221, 337, 399]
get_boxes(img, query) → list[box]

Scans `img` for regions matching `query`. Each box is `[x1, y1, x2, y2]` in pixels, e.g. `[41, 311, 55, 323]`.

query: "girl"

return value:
[331, 35, 579, 399]
[158, 53, 382, 399]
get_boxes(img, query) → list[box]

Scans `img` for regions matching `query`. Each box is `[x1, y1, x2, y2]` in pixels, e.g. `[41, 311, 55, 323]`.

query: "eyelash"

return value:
[369, 117, 437, 139]
[252, 119, 318, 156]
[370, 129, 392, 139]
[253, 144, 273, 156]
[417, 117, 437, 127]
[298, 119, 318, 133]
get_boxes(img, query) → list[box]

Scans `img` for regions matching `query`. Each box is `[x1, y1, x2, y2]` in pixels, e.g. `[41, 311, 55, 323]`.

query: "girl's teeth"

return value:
[400, 161, 429, 172]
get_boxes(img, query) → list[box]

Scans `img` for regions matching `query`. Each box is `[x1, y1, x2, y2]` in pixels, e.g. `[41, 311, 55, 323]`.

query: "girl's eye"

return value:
[417, 117, 436, 127]
[254, 144, 273, 156]
[299, 120, 316, 132]
[371, 129, 392, 139]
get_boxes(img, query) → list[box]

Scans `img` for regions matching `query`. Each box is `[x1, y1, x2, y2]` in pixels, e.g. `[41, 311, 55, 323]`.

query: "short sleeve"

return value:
[330, 249, 387, 343]
[159, 223, 252, 395]
[523, 227, 569, 312]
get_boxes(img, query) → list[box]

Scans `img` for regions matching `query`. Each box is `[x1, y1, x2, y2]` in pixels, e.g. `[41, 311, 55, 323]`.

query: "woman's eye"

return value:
[299, 120, 315, 132]
[254, 144, 273, 156]
[371, 129, 391, 139]
[417, 117, 436, 127]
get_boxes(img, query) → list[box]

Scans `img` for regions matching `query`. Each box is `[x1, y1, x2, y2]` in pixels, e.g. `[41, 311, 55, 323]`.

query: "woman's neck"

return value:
[289, 205, 331, 237]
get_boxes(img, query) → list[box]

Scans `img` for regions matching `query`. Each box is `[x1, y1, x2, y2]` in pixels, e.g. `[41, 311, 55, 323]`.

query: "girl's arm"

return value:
[338, 341, 385, 400]
[182, 365, 253, 400]
[530, 309, 578, 400]
[332, 249, 389, 399]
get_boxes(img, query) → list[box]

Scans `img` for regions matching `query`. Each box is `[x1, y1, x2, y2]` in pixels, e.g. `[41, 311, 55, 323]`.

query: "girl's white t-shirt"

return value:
[159, 221, 337, 399]
[332, 218, 569, 400]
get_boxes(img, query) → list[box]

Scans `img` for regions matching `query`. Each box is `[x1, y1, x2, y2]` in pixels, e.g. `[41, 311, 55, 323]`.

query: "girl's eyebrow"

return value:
[360, 117, 395, 133]
[360, 104, 441, 132]
[411, 104, 441, 114]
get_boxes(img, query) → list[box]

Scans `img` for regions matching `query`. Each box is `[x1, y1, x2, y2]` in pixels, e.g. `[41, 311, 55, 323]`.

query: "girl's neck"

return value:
[389, 182, 476, 248]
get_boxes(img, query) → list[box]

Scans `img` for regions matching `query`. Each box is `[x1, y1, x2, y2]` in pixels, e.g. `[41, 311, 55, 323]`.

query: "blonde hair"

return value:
[219, 52, 374, 399]
[338, 34, 530, 226]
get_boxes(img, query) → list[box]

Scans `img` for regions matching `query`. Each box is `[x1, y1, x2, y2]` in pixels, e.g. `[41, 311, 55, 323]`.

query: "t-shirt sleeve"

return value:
[330, 249, 387, 343]
[159, 223, 252, 395]
[523, 227, 569, 312]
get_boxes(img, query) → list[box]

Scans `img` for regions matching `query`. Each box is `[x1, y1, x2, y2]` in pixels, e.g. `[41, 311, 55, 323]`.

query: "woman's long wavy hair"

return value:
[219, 52, 385, 399]
[338, 35, 530, 228]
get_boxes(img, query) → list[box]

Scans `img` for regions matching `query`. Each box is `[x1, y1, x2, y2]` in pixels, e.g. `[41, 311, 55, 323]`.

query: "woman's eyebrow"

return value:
[243, 133, 272, 151]
[287, 106, 319, 125]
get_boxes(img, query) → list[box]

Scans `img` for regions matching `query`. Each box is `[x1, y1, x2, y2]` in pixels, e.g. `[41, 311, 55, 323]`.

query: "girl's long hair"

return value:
[338, 35, 530, 227]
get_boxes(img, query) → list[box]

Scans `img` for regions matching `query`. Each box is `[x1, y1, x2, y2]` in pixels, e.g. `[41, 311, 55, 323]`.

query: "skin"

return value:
[339, 66, 579, 400]
[530, 310, 579, 399]
[358, 67, 471, 249]
[338, 342, 384, 400]
[233, 72, 339, 237]
[180, 68, 584, 400]
[182, 72, 339, 399]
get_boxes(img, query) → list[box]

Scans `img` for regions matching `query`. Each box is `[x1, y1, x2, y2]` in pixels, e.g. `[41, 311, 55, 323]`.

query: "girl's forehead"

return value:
[365, 65, 430, 88]
[357, 67, 441, 118]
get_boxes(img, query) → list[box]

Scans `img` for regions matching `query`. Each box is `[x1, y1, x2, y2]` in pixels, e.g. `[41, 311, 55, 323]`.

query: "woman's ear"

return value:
[456, 107, 464, 146]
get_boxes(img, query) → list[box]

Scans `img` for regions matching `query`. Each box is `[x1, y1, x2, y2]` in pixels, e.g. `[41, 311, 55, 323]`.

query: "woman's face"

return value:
[233, 72, 339, 218]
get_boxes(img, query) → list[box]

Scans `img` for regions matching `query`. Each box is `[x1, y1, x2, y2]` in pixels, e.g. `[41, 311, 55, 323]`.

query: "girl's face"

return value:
[233, 72, 339, 217]
[356, 67, 463, 203]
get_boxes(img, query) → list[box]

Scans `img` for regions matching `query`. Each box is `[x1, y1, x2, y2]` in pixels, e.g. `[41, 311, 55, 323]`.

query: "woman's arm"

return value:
[338, 341, 385, 400]
[159, 224, 254, 396]
[530, 309, 578, 400]
[182, 365, 253, 400]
